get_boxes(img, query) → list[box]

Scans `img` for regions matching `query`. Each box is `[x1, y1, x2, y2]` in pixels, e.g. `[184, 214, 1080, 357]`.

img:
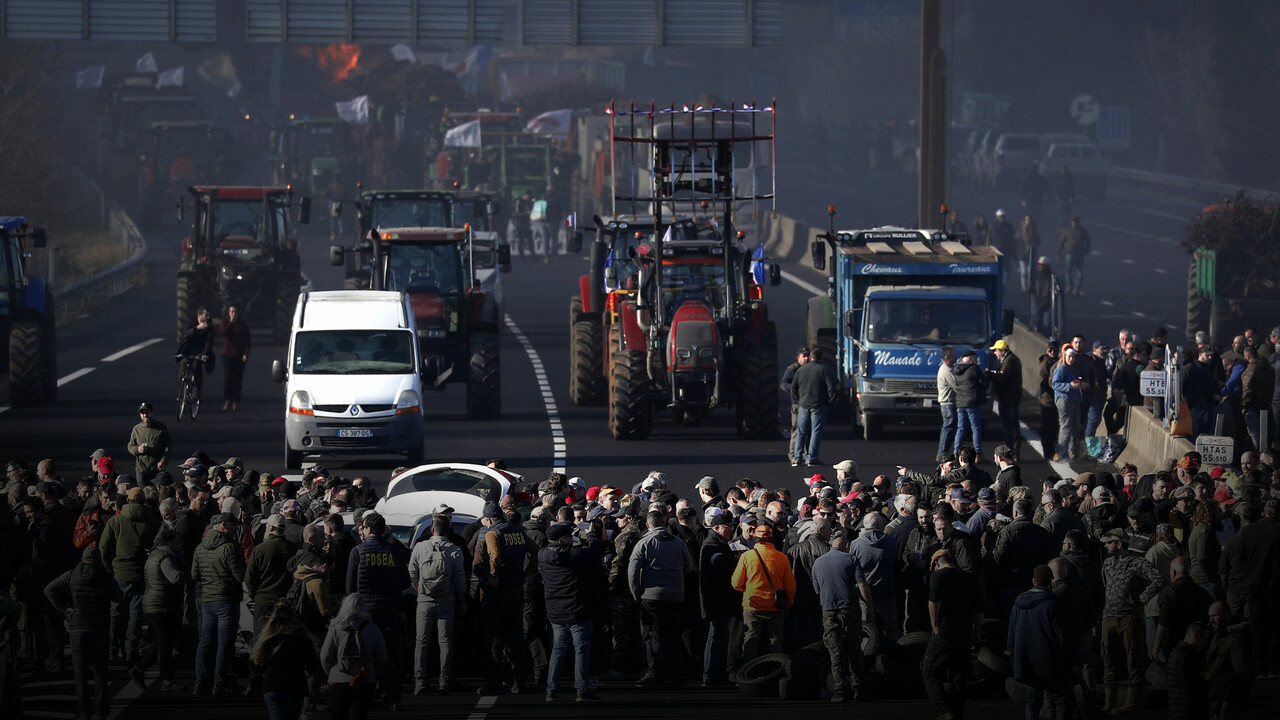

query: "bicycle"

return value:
[173, 354, 206, 421]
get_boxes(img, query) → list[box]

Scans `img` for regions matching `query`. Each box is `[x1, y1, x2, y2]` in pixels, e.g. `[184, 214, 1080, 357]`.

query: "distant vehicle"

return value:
[360, 462, 514, 546]
[1040, 141, 1110, 199]
[1, 218, 55, 406]
[989, 133, 1043, 188]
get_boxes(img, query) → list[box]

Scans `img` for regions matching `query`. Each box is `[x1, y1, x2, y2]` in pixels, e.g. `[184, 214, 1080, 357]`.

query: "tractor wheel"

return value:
[8, 319, 49, 406]
[284, 440, 302, 471]
[609, 345, 651, 440]
[176, 273, 197, 343]
[275, 271, 300, 343]
[1185, 261, 1209, 343]
[569, 317, 605, 406]
[569, 295, 583, 330]
[466, 332, 501, 419]
[737, 338, 779, 439]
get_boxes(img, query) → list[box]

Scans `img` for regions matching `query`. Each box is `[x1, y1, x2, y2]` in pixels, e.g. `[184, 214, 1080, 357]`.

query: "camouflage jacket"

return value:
[1102, 552, 1165, 618]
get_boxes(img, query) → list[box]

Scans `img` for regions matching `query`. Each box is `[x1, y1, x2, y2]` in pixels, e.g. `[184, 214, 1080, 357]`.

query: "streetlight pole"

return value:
[918, 0, 947, 229]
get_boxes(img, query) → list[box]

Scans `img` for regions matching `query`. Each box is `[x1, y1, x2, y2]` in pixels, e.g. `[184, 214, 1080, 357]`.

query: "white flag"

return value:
[75, 65, 104, 90]
[136, 52, 157, 74]
[444, 120, 482, 148]
[157, 67, 184, 87]
[390, 44, 417, 63]
[335, 95, 369, 124]
[525, 109, 572, 141]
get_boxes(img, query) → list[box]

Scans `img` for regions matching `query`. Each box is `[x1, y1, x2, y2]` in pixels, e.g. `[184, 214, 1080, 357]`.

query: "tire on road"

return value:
[977, 646, 1012, 678]
[860, 621, 880, 658]
[735, 653, 789, 699]
[737, 342, 779, 438]
[466, 332, 501, 419]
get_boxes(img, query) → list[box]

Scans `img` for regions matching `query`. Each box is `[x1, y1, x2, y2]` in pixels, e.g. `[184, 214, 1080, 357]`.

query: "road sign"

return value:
[1070, 94, 1099, 126]
[1196, 435, 1234, 467]
[1140, 370, 1166, 397]
[1097, 107, 1131, 152]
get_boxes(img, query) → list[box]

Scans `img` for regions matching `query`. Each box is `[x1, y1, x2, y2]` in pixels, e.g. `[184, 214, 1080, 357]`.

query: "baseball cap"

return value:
[1037, 255, 1050, 265]
[612, 502, 640, 519]
[977, 487, 997, 505]
[184, 465, 205, 479]
[753, 524, 774, 540]
[819, 486, 838, 500]
[180, 456, 200, 469]
[807, 473, 827, 487]
[210, 512, 240, 527]
[599, 485, 619, 497]
[586, 487, 601, 502]
[1172, 485, 1195, 500]
[567, 476, 586, 489]
[989, 339, 1009, 351]
[96, 456, 114, 474]
[839, 490, 860, 505]
[482, 504, 502, 519]
[1177, 456, 1200, 471]
[547, 522, 574, 543]
[1102, 529, 1127, 544]
[708, 509, 734, 527]
[1209, 467, 1224, 480]
[271, 476, 288, 486]
[1213, 485, 1238, 505]
[432, 503, 455, 515]
[258, 475, 273, 488]
[833, 459, 857, 474]
[1073, 472, 1095, 487]
[948, 487, 971, 501]
[796, 346, 809, 356]
[137, 402, 153, 413]
[223, 456, 243, 469]
[90, 448, 107, 462]
[280, 499, 303, 513]
[1092, 339, 1109, 350]
[995, 209, 1005, 217]
[126, 487, 144, 503]
[265, 514, 286, 529]
[695, 476, 718, 491]
[1093, 486, 1114, 501]
[35, 481, 58, 496]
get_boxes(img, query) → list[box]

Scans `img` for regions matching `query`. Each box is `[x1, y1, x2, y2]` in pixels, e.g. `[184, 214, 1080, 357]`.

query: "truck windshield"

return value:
[369, 197, 451, 230]
[385, 244, 461, 296]
[865, 298, 989, 344]
[662, 259, 731, 320]
[208, 199, 282, 247]
[293, 330, 415, 374]
[451, 199, 493, 231]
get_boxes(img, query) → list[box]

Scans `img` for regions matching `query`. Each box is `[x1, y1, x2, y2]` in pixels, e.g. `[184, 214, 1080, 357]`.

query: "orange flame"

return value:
[299, 44, 361, 82]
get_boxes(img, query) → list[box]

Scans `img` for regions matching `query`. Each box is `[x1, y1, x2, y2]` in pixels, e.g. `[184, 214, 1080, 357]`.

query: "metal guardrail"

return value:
[1108, 166, 1279, 204]
[52, 202, 147, 325]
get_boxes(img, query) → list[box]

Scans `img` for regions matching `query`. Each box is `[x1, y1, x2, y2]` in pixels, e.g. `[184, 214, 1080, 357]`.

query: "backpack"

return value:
[286, 575, 321, 630]
[337, 621, 366, 677]
[417, 542, 451, 598]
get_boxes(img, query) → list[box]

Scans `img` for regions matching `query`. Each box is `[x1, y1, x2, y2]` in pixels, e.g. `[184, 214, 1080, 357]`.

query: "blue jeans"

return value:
[112, 577, 144, 645]
[263, 690, 304, 720]
[1085, 396, 1104, 437]
[195, 600, 238, 686]
[794, 406, 828, 463]
[954, 406, 982, 455]
[937, 404, 957, 459]
[703, 615, 742, 684]
[547, 619, 592, 695]
[1064, 252, 1084, 293]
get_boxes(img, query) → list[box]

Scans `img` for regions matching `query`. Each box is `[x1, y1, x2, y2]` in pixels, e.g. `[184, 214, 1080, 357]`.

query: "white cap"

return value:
[995, 209, 1005, 217]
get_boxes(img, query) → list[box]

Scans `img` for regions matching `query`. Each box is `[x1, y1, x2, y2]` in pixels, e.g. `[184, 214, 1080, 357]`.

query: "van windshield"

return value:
[293, 330, 416, 374]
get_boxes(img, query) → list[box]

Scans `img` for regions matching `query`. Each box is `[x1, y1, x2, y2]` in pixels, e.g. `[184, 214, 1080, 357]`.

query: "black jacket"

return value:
[539, 537, 604, 625]
[698, 532, 742, 619]
[44, 555, 116, 632]
[952, 360, 986, 408]
[790, 361, 839, 409]
[992, 517, 1055, 590]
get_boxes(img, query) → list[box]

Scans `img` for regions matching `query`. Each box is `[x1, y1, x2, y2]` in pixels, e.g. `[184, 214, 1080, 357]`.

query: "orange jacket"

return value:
[731, 542, 796, 611]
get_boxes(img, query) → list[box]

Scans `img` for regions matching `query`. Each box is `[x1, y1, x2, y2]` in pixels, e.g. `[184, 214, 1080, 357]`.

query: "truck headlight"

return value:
[288, 390, 313, 416]
[861, 378, 884, 392]
[396, 389, 421, 415]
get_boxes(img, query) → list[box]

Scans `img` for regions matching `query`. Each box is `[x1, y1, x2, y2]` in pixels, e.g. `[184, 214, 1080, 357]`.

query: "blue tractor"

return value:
[1, 217, 56, 405]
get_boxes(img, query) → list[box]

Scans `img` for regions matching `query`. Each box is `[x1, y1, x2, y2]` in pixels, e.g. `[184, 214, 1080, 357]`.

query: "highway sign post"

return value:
[1196, 435, 1234, 467]
[1140, 370, 1166, 397]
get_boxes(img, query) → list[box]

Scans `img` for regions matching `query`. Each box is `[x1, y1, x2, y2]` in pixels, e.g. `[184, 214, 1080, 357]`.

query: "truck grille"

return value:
[882, 379, 936, 394]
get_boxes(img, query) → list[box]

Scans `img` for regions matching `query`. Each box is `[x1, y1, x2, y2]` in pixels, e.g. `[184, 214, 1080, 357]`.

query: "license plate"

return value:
[338, 428, 373, 438]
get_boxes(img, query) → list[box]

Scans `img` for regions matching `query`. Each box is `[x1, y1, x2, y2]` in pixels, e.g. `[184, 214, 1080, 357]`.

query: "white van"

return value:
[272, 290, 425, 469]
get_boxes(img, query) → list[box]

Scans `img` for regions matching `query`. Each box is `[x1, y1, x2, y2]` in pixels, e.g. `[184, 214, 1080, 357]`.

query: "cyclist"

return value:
[178, 307, 216, 396]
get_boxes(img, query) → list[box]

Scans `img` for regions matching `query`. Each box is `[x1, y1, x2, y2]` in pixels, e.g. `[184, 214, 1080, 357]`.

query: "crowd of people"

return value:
[2, 421, 1279, 720]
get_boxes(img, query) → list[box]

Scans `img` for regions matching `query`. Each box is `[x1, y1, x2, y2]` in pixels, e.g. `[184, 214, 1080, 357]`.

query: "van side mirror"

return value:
[271, 359, 286, 384]
[568, 229, 583, 254]
[330, 200, 342, 219]
[329, 245, 345, 266]
[769, 263, 781, 287]
[299, 197, 312, 225]
[497, 244, 512, 273]
[811, 241, 826, 272]
[30, 228, 47, 248]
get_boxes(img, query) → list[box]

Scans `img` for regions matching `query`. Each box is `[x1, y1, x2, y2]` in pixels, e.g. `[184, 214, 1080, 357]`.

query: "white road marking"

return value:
[476, 696, 496, 710]
[781, 269, 826, 296]
[1121, 258, 1135, 264]
[505, 314, 566, 473]
[1141, 209, 1191, 222]
[0, 405, 9, 415]
[57, 367, 95, 387]
[1100, 300, 1114, 306]
[101, 337, 163, 363]
[1154, 268, 1167, 274]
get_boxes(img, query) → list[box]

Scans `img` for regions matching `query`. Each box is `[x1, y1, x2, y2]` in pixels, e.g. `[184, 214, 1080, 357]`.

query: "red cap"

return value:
[839, 490, 859, 505]
[808, 473, 826, 487]
[1214, 485, 1238, 505]
[1177, 456, 1200, 471]
[271, 476, 288, 486]
[586, 486, 601, 502]
[1209, 467, 1224, 480]
[96, 456, 114, 474]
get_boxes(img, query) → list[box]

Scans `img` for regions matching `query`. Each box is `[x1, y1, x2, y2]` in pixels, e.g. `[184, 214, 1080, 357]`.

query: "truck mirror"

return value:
[175, 197, 184, 223]
[1002, 308, 1015, 335]
[328, 246, 344, 266]
[811, 241, 826, 272]
[330, 200, 342, 219]
[299, 197, 312, 225]
[604, 266, 617, 285]
[568, 229, 584, 254]
[30, 228, 47, 248]
[271, 359, 286, 384]
[497, 244, 512, 273]
[769, 263, 782, 287]
[843, 310, 857, 338]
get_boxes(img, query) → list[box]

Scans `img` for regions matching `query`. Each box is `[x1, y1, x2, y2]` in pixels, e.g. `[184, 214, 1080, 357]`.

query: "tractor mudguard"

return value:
[20, 275, 47, 315]
[744, 302, 770, 347]
[578, 274, 594, 314]
[618, 302, 646, 351]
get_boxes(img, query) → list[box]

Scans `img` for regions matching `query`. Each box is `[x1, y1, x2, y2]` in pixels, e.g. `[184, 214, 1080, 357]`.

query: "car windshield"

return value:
[385, 243, 462, 296]
[866, 298, 989, 344]
[369, 197, 451, 230]
[387, 467, 503, 503]
[292, 330, 415, 374]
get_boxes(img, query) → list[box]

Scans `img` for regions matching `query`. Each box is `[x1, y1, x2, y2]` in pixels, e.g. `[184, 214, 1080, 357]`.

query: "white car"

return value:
[363, 462, 515, 546]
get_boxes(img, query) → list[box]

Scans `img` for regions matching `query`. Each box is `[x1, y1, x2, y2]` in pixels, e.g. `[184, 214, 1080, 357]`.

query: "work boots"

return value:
[1111, 686, 1142, 716]
[1101, 685, 1117, 713]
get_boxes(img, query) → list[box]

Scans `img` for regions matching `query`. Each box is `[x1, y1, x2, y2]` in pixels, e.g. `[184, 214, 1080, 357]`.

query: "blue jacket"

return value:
[627, 527, 693, 602]
[1007, 585, 1070, 682]
[1051, 362, 1082, 402]
[347, 535, 410, 611]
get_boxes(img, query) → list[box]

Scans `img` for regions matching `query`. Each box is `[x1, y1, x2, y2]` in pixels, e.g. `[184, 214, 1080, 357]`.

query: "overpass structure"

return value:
[0, 0, 781, 46]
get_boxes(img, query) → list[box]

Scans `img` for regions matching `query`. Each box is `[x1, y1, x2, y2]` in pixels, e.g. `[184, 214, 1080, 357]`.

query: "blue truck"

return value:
[807, 225, 1011, 440]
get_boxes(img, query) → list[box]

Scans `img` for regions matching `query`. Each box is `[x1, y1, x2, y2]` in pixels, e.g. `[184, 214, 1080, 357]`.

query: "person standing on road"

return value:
[923, 549, 979, 720]
[1100, 529, 1166, 715]
[540, 519, 605, 702]
[1240, 345, 1275, 452]
[320, 594, 387, 720]
[127, 402, 170, 485]
[473, 505, 532, 695]
[732, 524, 796, 662]
[936, 347, 958, 462]
[99, 486, 159, 666]
[1058, 215, 1091, 296]
[1019, 216, 1041, 294]
[1052, 346, 1084, 462]
[250, 599, 322, 720]
[791, 347, 839, 468]
[780, 347, 810, 464]
[1033, 257, 1057, 334]
[132, 528, 189, 693]
[191, 513, 246, 696]
[1086, 339, 1110, 437]
[812, 531, 875, 703]
[628, 510, 694, 688]
[986, 340, 1023, 459]
[347, 512, 411, 709]
[1022, 162, 1048, 227]
[408, 514, 467, 695]
[992, 209, 1017, 285]
[1008, 564, 1075, 720]
[699, 510, 743, 686]
[952, 351, 985, 459]
[220, 304, 250, 412]
[43, 546, 114, 720]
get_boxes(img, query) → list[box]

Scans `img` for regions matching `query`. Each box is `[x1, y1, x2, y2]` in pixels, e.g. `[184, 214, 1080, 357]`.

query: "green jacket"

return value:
[99, 503, 159, 582]
[192, 528, 246, 604]
[127, 420, 171, 480]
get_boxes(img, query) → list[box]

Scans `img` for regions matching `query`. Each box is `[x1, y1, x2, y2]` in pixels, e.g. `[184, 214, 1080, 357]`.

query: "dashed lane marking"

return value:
[57, 367, 95, 387]
[101, 337, 163, 362]
[781, 269, 826, 296]
[505, 314, 566, 473]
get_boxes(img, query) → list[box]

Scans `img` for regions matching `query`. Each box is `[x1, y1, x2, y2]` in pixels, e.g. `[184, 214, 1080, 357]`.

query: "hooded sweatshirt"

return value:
[1007, 585, 1069, 682]
[627, 526, 693, 602]
[850, 528, 898, 606]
